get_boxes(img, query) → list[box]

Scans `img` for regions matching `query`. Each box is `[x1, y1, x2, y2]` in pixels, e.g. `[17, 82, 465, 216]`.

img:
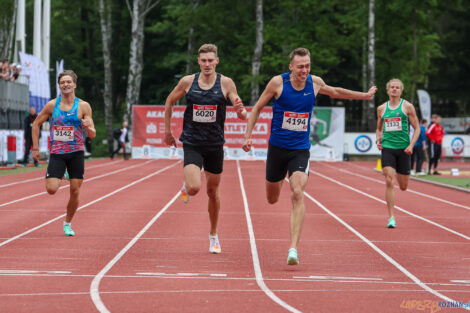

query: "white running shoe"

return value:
[209, 234, 221, 254]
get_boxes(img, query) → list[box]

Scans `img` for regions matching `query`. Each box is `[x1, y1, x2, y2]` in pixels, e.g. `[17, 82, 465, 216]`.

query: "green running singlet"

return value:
[381, 99, 410, 149]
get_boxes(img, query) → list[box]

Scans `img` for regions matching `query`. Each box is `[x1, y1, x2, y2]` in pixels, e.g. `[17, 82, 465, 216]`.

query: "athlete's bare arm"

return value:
[312, 75, 377, 100]
[242, 75, 282, 152]
[375, 104, 386, 150]
[164, 75, 194, 147]
[404, 101, 420, 155]
[80, 101, 96, 139]
[31, 100, 55, 160]
[221, 75, 246, 120]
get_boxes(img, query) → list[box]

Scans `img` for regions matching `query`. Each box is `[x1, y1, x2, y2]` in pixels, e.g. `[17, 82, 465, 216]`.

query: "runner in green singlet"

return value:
[376, 79, 420, 228]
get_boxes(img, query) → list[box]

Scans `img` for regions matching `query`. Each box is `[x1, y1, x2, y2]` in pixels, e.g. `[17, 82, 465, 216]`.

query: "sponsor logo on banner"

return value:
[451, 137, 464, 154]
[354, 135, 373, 153]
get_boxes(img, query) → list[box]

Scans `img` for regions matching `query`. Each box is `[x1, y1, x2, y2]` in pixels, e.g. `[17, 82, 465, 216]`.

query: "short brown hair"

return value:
[58, 70, 78, 84]
[198, 44, 218, 57]
[386, 78, 404, 91]
[289, 48, 310, 61]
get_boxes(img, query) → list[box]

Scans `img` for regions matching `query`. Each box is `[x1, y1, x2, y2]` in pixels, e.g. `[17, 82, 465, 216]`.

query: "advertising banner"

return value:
[19, 52, 51, 113]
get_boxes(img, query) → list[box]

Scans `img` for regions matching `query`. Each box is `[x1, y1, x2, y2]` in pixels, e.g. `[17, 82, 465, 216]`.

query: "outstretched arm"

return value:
[313, 76, 377, 100]
[164, 76, 192, 147]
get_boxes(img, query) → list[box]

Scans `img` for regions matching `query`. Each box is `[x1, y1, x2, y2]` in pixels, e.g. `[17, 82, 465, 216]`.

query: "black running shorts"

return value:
[46, 151, 85, 179]
[183, 144, 224, 174]
[266, 143, 310, 182]
[381, 147, 411, 175]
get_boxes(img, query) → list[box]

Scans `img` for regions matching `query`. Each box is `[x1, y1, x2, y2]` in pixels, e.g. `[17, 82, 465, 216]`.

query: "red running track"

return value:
[0, 159, 468, 313]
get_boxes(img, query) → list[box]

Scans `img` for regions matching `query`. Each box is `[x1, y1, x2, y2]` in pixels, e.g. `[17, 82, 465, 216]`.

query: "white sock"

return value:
[64, 221, 71, 226]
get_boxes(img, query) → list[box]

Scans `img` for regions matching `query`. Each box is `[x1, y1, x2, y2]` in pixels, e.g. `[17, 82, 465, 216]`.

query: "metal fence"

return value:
[0, 80, 29, 129]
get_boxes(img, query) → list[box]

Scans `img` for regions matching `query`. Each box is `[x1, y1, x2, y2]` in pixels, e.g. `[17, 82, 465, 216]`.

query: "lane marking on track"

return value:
[0, 161, 180, 248]
[0, 270, 71, 274]
[293, 275, 383, 281]
[236, 160, 301, 313]
[303, 189, 470, 310]
[310, 169, 470, 241]
[90, 190, 181, 313]
[0, 160, 155, 208]
[317, 162, 470, 211]
[0, 160, 121, 189]
[137, 272, 227, 277]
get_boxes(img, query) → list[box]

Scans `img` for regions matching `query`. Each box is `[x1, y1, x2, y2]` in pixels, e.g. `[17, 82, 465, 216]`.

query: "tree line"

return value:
[1, 0, 468, 153]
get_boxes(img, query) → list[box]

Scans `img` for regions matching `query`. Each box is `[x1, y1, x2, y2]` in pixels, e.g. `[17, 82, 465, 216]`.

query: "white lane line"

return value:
[310, 169, 470, 241]
[0, 161, 180, 248]
[0, 160, 121, 189]
[136, 272, 227, 277]
[236, 160, 301, 313]
[293, 275, 382, 281]
[0, 270, 71, 274]
[0, 160, 154, 208]
[90, 191, 181, 313]
[318, 162, 470, 211]
[303, 190, 470, 311]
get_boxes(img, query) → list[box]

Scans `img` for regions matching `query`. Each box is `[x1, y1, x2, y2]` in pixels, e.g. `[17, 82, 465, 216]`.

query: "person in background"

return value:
[411, 119, 427, 175]
[426, 114, 445, 175]
[111, 120, 129, 160]
[22, 107, 41, 167]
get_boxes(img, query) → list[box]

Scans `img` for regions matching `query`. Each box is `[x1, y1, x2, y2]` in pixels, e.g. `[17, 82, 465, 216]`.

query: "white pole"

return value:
[42, 0, 50, 70]
[33, 0, 42, 59]
[14, 0, 26, 62]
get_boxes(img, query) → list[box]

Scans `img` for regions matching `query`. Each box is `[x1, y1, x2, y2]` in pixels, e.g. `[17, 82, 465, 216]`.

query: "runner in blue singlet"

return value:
[243, 47, 377, 265]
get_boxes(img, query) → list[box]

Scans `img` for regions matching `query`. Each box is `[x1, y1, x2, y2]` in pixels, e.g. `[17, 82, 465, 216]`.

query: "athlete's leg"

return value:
[205, 171, 221, 236]
[65, 179, 83, 223]
[266, 180, 283, 204]
[183, 164, 202, 196]
[382, 166, 396, 218]
[288, 171, 308, 249]
[46, 178, 62, 194]
[396, 174, 410, 191]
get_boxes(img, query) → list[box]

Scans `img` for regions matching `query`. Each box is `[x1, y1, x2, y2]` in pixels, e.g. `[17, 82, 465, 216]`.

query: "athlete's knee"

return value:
[399, 182, 408, 191]
[291, 186, 304, 202]
[266, 192, 279, 204]
[206, 187, 219, 199]
[46, 186, 58, 195]
[186, 183, 200, 196]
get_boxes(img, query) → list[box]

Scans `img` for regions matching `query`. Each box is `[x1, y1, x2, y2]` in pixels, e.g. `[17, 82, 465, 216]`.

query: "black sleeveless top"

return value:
[180, 73, 227, 146]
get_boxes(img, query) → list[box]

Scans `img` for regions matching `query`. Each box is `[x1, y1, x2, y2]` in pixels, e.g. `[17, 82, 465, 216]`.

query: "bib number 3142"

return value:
[282, 112, 309, 132]
[193, 105, 217, 123]
[53, 126, 74, 141]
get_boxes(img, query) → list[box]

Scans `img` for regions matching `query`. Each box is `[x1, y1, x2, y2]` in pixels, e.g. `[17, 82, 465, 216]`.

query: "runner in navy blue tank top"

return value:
[243, 48, 377, 265]
[164, 44, 247, 254]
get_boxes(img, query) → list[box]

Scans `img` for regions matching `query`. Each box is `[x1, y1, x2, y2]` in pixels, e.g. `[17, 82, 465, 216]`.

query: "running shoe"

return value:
[63, 170, 70, 181]
[287, 248, 299, 265]
[387, 217, 396, 228]
[181, 182, 190, 203]
[209, 234, 221, 254]
[63, 224, 75, 236]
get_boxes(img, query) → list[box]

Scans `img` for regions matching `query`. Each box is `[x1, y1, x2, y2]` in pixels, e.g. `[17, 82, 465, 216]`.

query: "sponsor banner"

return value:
[132, 105, 344, 161]
[0, 130, 49, 162]
[417, 89, 431, 122]
[441, 117, 470, 133]
[442, 135, 469, 157]
[131, 105, 272, 160]
[309, 107, 344, 161]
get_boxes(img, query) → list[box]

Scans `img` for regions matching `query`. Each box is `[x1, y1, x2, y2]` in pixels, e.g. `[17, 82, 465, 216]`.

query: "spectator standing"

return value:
[411, 119, 427, 175]
[22, 107, 41, 166]
[426, 114, 445, 175]
[111, 121, 129, 160]
[1, 59, 10, 80]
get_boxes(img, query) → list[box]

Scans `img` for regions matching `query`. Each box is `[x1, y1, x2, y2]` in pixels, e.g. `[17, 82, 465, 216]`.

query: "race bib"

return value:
[384, 117, 402, 131]
[193, 105, 217, 123]
[53, 126, 74, 141]
[282, 112, 309, 132]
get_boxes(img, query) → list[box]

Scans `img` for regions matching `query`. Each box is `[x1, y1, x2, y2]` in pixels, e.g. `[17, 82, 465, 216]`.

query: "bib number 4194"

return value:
[282, 112, 309, 132]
